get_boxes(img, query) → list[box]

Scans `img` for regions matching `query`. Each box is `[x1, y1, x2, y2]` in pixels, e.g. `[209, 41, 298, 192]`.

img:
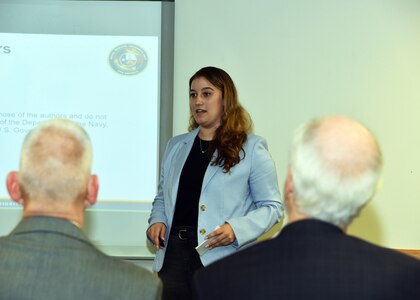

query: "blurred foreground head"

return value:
[285, 116, 383, 229]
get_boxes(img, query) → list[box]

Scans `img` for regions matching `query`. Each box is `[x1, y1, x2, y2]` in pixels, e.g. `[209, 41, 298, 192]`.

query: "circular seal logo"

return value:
[109, 44, 147, 75]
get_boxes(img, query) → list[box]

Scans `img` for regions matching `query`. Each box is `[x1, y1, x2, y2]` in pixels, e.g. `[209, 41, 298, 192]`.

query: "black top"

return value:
[172, 136, 212, 227]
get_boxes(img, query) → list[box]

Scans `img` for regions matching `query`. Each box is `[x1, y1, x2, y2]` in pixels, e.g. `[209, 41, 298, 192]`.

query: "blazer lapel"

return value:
[168, 129, 198, 205]
[169, 127, 220, 198]
[201, 149, 220, 193]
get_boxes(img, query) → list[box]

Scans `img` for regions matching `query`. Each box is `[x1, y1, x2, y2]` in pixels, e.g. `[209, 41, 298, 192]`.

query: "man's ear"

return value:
[284, 166, 307, 223]
[6, 171, 23, 204]
[284, 166, 294, 202]
[84, 175, 98, 208]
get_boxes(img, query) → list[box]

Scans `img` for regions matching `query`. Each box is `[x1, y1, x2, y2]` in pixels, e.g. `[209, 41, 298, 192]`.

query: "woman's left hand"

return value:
[204, 223, 236, 248]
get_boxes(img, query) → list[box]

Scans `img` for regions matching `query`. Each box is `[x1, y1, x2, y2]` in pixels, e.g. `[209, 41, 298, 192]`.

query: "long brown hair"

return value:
[188, 66, 252, 172]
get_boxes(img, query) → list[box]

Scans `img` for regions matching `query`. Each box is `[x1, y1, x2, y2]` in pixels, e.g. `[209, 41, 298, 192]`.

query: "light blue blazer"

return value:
[148, 127, 283, 271]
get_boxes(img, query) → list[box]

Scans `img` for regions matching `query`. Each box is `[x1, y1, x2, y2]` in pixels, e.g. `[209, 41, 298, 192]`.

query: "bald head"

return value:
[19, 118, 93, 203]
[5, 118, 98, 226]
[288, 116, 383, 228]
[306, 116, 381, 180]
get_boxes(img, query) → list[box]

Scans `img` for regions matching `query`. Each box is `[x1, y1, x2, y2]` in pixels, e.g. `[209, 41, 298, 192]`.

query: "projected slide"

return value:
[0, 33, 159, 207]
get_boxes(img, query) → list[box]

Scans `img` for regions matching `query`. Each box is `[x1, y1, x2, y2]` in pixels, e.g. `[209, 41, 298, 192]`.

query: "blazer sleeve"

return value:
[226, 136, 284, 247]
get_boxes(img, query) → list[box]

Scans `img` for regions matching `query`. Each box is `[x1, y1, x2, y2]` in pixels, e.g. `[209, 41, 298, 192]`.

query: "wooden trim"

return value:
[393, 249, 420, 260]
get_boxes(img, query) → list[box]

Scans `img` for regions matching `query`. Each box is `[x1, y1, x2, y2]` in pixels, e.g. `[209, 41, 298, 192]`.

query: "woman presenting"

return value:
[147, 66, 283, 300]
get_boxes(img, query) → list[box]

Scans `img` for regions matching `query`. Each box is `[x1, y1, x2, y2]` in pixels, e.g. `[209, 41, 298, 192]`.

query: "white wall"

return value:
[173, 0, 420, 249]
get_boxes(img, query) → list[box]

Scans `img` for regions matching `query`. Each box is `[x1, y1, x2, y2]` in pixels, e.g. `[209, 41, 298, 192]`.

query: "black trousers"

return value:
[158, 226, 204, 300]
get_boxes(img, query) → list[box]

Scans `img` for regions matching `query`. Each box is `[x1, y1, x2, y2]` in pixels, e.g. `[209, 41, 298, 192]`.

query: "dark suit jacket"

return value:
[193, 219, 420, 300]
[0, 216, 162, 300]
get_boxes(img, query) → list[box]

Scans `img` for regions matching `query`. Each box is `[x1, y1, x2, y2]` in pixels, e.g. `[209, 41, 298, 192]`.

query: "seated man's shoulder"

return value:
[82, 250, 159, 283]
[89, 256, 162, 297]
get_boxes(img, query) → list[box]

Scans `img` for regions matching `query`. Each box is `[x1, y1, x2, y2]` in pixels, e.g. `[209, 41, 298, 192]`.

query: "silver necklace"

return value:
[199, 138, 209, 153]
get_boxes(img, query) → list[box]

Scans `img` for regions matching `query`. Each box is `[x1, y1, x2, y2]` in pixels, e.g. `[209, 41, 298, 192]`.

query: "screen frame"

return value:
[0, 0, 174, 258]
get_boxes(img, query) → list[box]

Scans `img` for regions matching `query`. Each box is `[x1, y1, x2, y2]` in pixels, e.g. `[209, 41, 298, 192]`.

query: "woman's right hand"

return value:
[147, 222, 167, 248]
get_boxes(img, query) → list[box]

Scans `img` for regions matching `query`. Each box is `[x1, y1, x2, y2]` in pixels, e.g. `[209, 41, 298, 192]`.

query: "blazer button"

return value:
[200, 204, 206, 211]
[200, 228, 206, 235]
